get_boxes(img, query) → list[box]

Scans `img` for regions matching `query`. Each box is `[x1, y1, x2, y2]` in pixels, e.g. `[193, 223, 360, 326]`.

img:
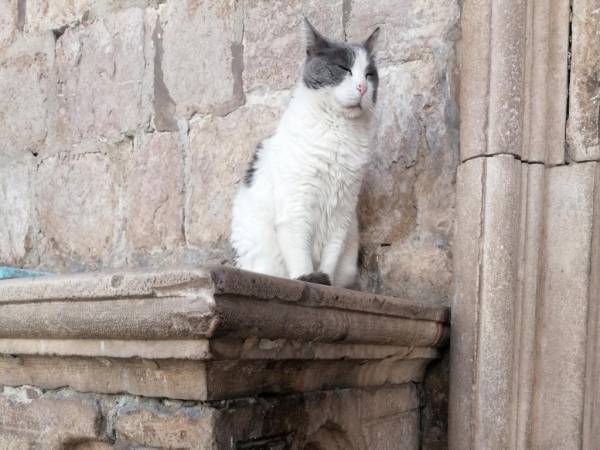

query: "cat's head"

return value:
[302, 18, 380, 119]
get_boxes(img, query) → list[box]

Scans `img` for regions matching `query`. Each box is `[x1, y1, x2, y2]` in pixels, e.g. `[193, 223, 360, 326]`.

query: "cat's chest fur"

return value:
[274, 93, 370, 207]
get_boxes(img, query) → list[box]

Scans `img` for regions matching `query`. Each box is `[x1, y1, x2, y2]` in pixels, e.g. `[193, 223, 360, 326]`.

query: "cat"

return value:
[230, 18, 380, 287]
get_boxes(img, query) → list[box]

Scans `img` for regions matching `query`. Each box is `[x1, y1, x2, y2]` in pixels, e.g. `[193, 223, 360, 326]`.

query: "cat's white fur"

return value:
[231, 44, 376, 287]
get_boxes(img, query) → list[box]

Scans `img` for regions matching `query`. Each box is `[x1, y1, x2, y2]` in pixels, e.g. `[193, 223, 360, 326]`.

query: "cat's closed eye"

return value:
[336, 64, 352, 74]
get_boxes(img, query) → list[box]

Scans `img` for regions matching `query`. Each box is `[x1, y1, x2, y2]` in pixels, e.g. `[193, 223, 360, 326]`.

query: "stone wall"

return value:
[0, 0, 460, 304]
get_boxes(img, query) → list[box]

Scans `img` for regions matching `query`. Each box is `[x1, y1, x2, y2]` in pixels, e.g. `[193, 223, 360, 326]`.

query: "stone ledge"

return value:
[0, 266, 448, 401]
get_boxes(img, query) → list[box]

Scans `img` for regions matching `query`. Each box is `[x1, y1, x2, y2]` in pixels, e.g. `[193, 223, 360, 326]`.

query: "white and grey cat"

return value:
[231, 19, 380, 287]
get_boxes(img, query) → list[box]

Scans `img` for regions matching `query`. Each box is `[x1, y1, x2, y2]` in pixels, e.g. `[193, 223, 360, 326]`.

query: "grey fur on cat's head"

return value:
[302, 18, 380, 103]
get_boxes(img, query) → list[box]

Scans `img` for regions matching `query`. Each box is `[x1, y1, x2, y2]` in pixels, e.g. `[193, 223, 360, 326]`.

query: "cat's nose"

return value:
[357, 82, 367, 96]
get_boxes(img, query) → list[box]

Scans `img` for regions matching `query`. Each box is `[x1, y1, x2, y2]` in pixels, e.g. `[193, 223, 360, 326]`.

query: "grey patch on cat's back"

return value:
[244, 142, 263, 186]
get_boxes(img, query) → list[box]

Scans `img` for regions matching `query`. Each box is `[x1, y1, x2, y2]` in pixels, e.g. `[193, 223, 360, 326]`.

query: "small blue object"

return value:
[0, 267, 50, 280]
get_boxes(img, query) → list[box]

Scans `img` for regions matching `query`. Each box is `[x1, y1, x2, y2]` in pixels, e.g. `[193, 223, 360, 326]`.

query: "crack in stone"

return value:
[152, 16, 177, 132]
[565, 0, 574, 161]
[16, 0, 26, 31]
[342, 0, 352, 41]
[460, 152, 600, 167]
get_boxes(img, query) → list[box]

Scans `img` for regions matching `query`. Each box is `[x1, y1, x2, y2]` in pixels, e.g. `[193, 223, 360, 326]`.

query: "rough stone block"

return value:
[376, 233, 452, 303]
[55, 8, 151, 144]
[115, 405, 217, 449]
[358, 61, 457, 302]
[0, 159, 34, 265]
[160, 0, 243, 118]
[566, 0, 600, 161]
[25, 0, 96, 32]
[35, 147, 124, 268]
[186, 99, 286, 247]
[358, 66, 423, 245]
[111, 385, 420, 449]
[24, 1, 169, 32]
[125, 132, 184, 253]
[0, 386, 102, 448]
[242, 0, 344, 92]
[346, 0, 459, 65]
[0, 34, 54, 159]
[0, 0, 18, 48]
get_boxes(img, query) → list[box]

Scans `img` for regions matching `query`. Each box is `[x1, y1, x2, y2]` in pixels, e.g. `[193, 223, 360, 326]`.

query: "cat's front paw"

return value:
[297, 271, 331, 286]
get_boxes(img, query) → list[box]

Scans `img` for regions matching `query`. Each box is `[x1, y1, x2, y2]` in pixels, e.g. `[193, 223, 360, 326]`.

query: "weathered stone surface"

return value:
[421, 351, 449, 450]
[0, 159, 34, 265]
[583, 163, 600, 448]
[346, 0, 459, 66]
[116, 404, 217, 449]
[566, 0, 600, 161]
[460, 0, 528, 160]
[125, 132, 184, 253]
[357, 57, 458, 303]
[0, 338, 210, 360]
[187, 98, 286, 247]
[0, 350, 435, 402]
[217, 384, 420, 450]
[476, 155, 521, 449]
[0, 384, 423, 449]
[0, 34, 54, 159]
[111, 385, 420, 449]
[69, 442, 113, 450]
[0, 386, 102, 448]
[55, 8, 151, 144]
[532, 162, 599, 449]
[0, 355, 209, 400]
[160, 0, 243, 118]
[0, 267, 447, 401]
[0, 267, 448, 343]
[25, 0, 96, 32]
[522, 0, 569, 164]
[449, 155, 522, 450]
[35, 147, 125, 268]
[375, 233, 453, 304]
[449, 157, 484, 450]
[242, 0, 344, 92]
[24, 0, 166, 32]
[513, 163, 545, 450]
[0, 0, 18, 48]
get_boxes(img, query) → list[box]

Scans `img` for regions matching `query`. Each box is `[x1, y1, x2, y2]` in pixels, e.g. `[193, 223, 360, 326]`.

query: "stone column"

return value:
[450, 0, 600, 448]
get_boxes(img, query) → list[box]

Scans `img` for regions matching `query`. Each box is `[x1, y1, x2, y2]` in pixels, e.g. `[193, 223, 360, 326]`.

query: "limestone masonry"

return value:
[0, 0, 460, 305]
[0, 266, 449, 448]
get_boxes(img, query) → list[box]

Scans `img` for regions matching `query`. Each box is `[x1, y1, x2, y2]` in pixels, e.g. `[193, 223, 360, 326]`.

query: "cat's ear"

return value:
[303, 17, 329, 56]
[363, 27, 381, 54]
